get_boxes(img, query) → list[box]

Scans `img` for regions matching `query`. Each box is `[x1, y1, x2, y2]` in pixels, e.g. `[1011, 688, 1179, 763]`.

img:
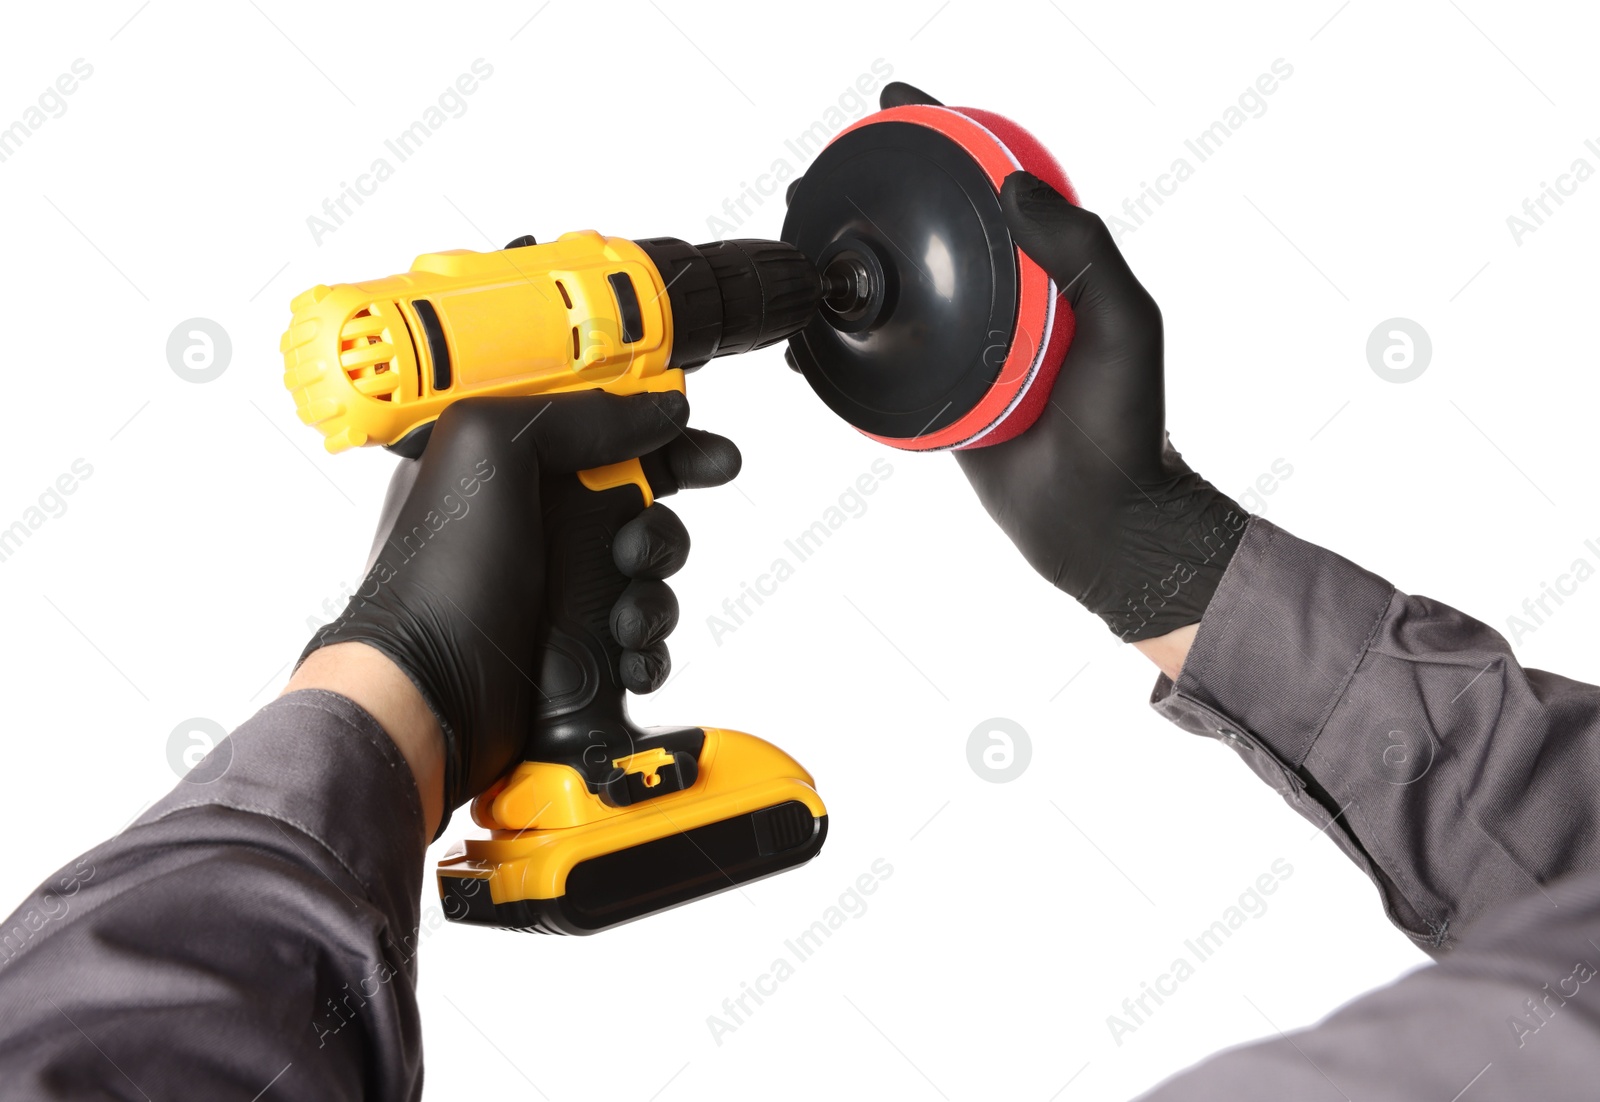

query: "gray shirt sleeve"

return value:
[0, 690, 428, 1101]
[1142, 517, 1600, 1099]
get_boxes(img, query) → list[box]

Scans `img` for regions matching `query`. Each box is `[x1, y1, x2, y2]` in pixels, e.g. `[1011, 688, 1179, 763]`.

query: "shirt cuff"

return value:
[1151, 516, 1395, 768]
[136, 689, 427, 923]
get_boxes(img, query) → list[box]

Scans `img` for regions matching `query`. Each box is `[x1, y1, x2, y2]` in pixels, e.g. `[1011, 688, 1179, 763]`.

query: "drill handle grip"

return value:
[530, 459, 657, 775]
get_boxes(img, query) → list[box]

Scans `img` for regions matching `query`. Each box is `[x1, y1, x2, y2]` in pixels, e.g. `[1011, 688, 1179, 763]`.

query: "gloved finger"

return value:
[614, 503, 690, 579]
[999, 170, 1160, 348]
[620, 644, 670, 694]
[880, 81, 942, 108]
[611, 579, 679, 650]
[641, 428, 742, 496]
[434, 389, 690, 475]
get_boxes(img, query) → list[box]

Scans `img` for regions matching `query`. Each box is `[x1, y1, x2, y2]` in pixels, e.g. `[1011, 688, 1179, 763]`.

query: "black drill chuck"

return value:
[635, 237, 823, 370]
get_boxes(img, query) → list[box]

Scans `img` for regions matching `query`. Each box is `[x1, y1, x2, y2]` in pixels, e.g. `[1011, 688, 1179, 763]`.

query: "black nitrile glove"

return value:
[960, 174, 1245, 641]
[881, 83, 1245, 641]
[302, 391, 739, 828]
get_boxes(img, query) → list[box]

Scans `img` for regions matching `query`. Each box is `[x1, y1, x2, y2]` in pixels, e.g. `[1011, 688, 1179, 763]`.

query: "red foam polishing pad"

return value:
[943, 106, 1077, 448]
[789, 104, 1079, 451]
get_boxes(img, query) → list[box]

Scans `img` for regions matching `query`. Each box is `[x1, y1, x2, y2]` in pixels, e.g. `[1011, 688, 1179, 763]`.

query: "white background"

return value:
[2, 1, 1597, 1098]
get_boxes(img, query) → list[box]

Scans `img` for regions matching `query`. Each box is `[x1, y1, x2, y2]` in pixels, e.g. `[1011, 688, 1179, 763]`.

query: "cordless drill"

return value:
[280, 231, 828, 934]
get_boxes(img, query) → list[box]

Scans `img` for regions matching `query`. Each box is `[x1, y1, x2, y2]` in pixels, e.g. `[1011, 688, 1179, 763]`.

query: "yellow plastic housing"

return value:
[440, 728, 827, 903]
[279, 231, 683, 453]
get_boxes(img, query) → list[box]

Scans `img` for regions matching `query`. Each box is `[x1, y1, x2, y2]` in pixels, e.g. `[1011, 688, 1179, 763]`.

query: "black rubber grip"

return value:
[530, 467, 706, 803]
[533, 471, 642, 776]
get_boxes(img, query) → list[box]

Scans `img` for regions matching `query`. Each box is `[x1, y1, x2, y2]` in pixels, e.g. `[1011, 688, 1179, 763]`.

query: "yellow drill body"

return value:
[281, 231, 683, 455]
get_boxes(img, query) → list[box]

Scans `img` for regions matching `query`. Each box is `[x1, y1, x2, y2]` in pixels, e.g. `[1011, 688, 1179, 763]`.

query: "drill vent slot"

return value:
[556, 280, 573, 309]
[571, 326, 581, 361]
[338, 304, 400, 402]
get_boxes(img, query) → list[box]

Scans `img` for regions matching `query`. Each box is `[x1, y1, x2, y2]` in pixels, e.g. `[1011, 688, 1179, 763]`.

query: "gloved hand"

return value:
[301, 391, 738, 831]
[881, 82, 1245, 642]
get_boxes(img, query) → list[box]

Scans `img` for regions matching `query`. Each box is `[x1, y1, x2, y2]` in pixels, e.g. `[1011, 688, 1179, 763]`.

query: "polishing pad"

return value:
[782, 105, 1078, 451]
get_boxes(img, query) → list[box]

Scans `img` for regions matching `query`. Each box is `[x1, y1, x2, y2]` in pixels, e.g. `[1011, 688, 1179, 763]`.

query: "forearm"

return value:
[0, 691, 428, 1100]
[1151, 517, 1600, 952]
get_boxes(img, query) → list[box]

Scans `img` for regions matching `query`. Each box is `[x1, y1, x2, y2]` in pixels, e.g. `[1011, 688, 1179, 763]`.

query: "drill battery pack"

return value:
[437, 726, 827, 934]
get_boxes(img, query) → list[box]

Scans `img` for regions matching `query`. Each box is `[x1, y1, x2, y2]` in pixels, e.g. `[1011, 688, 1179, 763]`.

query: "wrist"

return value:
[285, 642, 445, 839]
[1133, 622, 1198, 681]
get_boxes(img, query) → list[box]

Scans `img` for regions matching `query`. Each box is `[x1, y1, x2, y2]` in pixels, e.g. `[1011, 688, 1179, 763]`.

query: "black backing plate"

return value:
[782, 120, 1019, 439]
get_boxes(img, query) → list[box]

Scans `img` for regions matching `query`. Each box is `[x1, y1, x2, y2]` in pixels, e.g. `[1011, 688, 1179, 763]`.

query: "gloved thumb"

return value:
[999, 170, 1157, 336]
